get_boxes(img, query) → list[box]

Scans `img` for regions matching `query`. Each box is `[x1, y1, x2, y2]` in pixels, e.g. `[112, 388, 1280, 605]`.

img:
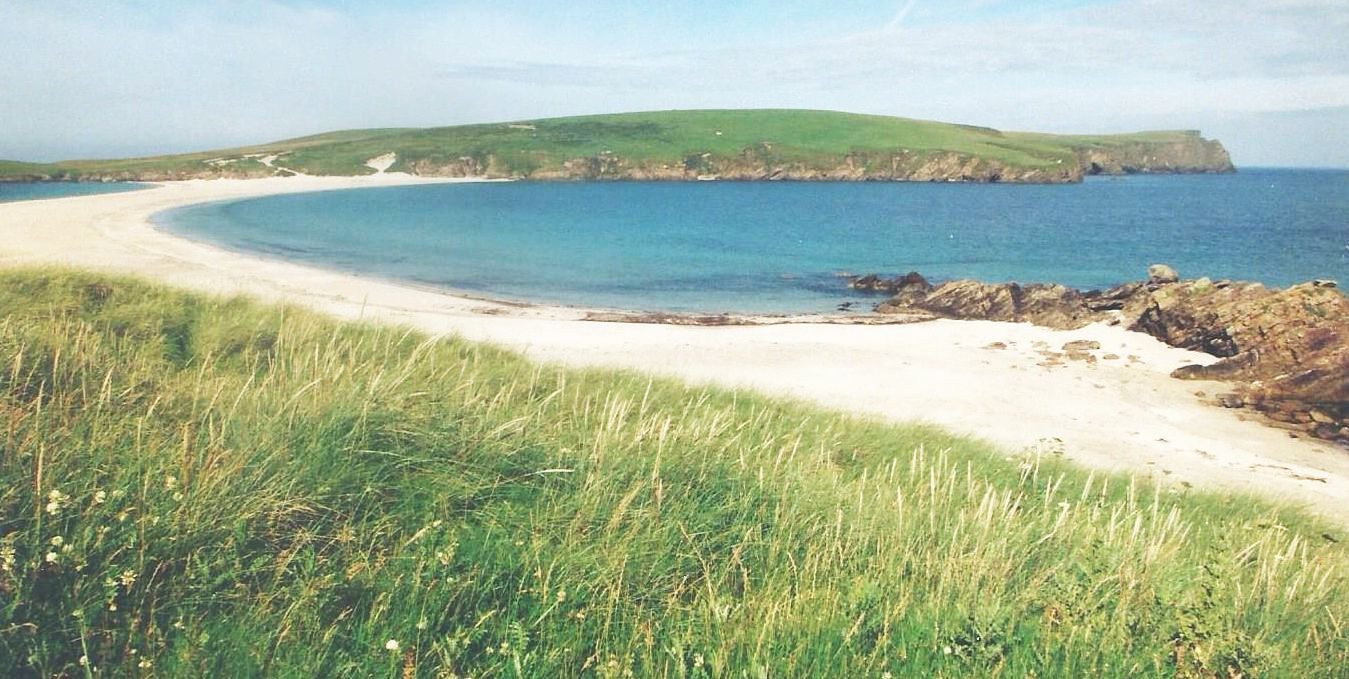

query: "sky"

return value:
[3, 0, 1348, 167]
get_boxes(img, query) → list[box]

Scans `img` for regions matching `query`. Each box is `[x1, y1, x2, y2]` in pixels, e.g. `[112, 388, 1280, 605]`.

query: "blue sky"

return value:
[3, 0, 1348, 166]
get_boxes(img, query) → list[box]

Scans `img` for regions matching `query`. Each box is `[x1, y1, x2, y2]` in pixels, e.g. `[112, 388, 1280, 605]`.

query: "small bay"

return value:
[157, 170, 1349, 313]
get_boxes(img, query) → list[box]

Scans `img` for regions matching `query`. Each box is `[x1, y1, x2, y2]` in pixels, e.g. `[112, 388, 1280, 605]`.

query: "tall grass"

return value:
[0, 269, 1344, 677]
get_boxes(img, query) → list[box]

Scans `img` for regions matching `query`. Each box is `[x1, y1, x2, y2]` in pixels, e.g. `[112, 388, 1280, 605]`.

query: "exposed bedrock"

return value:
[862, 267, 1347, 443]
[1077, 132, 1235, 176]
[407, 136, 1233, 184]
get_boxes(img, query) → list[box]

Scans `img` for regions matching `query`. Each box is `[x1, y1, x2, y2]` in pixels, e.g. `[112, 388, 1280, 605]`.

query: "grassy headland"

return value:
[0, 268, 1342, 677]
[0, 110, 1234, 184]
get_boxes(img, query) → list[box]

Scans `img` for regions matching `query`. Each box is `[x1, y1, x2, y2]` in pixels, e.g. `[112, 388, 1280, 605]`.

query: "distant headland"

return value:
[0, 109, 1234, 184]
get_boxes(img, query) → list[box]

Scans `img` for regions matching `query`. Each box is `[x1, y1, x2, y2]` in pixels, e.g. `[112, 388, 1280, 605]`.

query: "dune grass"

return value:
[0, 268, 1344, 677]
[0, 110, 1212, 181]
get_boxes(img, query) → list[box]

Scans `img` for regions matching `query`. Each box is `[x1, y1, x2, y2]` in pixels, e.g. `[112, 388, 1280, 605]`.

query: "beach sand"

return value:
[2, 174, 1346, 525]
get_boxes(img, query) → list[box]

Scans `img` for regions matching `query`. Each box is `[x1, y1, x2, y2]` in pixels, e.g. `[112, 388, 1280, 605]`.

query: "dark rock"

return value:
[1216, 393, 1244, 408]
[848, 271, 932, 300]
[1062, 340, 1101, 351]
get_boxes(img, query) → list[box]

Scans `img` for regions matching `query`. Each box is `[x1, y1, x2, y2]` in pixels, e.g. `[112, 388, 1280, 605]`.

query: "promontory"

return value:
[0, 109, 1234, 184]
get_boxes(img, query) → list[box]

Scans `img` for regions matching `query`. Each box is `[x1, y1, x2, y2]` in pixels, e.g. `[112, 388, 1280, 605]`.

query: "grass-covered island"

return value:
[0, 269, 1343, 677]
[0, 110, 1234, 184]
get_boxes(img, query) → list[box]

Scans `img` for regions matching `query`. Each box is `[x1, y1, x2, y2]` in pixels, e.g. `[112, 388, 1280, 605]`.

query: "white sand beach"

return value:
[2, 175, 1346, 525]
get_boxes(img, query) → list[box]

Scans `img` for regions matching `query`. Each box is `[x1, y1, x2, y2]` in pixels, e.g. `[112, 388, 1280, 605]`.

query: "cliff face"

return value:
[402, 134, 1233, 184]
[1074, 132, 1235, 176]
[406, 149, 1081, 183]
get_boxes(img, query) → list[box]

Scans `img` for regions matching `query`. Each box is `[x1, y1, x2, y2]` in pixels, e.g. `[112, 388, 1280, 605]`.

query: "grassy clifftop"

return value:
[0, 269, 1341, 676]
[0, 110, 1234, 184]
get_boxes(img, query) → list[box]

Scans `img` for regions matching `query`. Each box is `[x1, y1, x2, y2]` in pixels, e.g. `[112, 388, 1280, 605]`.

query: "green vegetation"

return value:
[0, 110, 1222, 181]
[1, 269, 1342, 677]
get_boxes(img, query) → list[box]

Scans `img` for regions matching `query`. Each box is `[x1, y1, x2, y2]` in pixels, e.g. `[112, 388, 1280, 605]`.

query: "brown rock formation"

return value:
[1076, 132, 1235, 176]
[868, 267, 1348, 443]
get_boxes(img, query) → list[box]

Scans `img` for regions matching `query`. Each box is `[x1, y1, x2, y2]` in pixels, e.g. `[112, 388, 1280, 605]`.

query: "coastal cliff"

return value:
[0, 110, 1235, 185]
[1074, 131, 1234, 176]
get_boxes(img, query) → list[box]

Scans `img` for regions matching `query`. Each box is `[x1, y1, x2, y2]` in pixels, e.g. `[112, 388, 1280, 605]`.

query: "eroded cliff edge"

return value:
[403, 132, 1235, 184]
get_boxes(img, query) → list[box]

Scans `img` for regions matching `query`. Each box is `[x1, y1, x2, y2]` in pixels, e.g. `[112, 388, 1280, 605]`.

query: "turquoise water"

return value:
[0, 182, 147, 203]
[157, 170, 1349, 313]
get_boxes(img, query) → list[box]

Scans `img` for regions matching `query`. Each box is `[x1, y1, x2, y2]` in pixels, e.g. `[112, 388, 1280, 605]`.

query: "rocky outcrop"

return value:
[867, 267, 1348, 443]
[876, 279, 1100, 329]
[1137, 280, 1347, 441]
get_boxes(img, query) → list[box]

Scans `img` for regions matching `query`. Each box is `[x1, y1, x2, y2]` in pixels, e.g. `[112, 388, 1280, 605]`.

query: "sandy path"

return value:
[2, 175, 1346, 525]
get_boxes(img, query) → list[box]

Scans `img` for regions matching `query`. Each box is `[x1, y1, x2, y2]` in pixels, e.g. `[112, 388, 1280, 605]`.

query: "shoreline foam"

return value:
[1, 174, 1346, 525]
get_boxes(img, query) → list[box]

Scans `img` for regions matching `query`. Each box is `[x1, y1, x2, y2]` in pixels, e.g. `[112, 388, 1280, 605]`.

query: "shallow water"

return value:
[157, 170, 1349, 313]
[0, 182, 147, 203]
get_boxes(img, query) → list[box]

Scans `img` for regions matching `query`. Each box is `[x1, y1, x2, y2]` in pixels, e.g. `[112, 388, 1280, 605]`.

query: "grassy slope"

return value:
[0, 269, 1344, 677]
[0, 110, 1207, 179]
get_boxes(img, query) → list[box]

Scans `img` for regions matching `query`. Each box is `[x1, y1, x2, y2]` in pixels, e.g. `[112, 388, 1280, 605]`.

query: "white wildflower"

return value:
[78, 655, 88, 667]
[45, 552, 58, 564]
[385, 639, 400, 652]
[49, 536, 64, 547]
[138, 659, 152, 669]
[172, 492, 184, 502]
[164, 475, 178, 491]
[93, 490, 107, 505]
[943, 645, 953, 655]
[119, 569, 137, 588]
[45, 489, 68, 515]
[693, 653, 704, 669]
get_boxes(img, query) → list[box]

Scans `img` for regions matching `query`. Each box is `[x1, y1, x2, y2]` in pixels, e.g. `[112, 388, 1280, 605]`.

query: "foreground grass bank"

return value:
[0, 269, 1344, 677]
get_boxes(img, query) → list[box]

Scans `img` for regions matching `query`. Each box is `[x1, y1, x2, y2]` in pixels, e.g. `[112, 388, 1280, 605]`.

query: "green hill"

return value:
[0, 110, 1234, 184]
[0, 268, 1341, 676]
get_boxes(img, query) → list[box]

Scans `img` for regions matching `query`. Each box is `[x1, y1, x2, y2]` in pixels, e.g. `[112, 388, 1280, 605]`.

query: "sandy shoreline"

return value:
[2, 174, 1346, 525]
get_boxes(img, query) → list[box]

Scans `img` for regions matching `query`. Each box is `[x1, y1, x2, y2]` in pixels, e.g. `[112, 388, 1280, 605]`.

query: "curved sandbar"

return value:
[1, 174, 1345, 525]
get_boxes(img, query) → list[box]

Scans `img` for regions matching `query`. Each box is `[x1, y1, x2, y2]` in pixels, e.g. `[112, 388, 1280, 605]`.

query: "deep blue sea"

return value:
[156, 170, 1349, 313]
[0, 182, 146, 203]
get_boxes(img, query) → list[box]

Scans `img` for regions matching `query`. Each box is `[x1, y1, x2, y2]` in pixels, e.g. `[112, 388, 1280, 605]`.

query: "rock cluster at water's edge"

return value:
[855, 267, 1348, 443]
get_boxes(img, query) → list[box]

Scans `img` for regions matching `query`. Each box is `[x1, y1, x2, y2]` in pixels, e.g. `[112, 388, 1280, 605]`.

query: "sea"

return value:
[0, 182, 147, 203]
[154, 169, 1349, 313]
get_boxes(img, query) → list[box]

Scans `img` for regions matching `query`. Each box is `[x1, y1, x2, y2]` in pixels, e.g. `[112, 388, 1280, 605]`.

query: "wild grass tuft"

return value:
[0, 268, 1344, 677]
